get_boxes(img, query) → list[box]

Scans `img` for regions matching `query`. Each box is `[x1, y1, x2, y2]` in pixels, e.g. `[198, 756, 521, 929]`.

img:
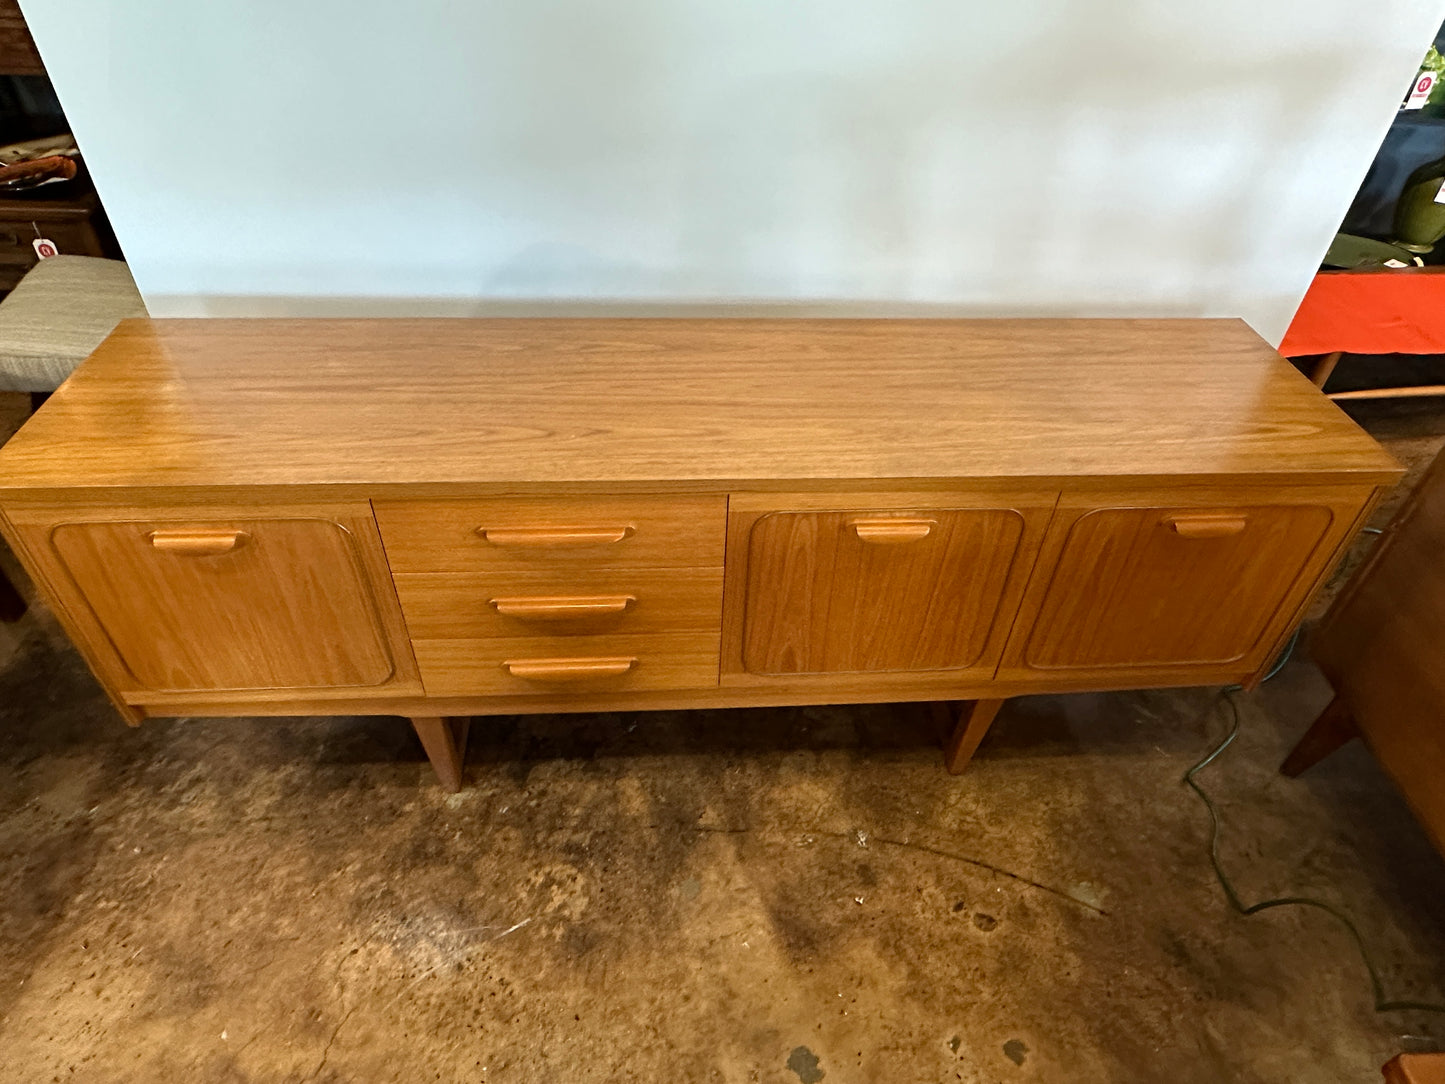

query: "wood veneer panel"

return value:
[392, 567, 723, 639]
[742, 508, 1026, 673]
[999, 484, 1378, 685]
[0, 318, 1399, 493]
[1022, 504, 1333, 669]
[6, 501, 421, 697]
[411, 632, 720, 697]
[374, 495, 726, 572]
[1313, 448, 1445, 852]
[50, 518, 394, 691]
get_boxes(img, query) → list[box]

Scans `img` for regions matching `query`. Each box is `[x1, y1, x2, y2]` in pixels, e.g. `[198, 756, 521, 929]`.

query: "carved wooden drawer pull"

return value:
[477, 525, 635, 548]
[146, 528, 250, 556]
[503, 657, 639, 682]
[847, 517, 937, 543]
[1166, 514, 1248, 539]
[489, 595, 636, 620]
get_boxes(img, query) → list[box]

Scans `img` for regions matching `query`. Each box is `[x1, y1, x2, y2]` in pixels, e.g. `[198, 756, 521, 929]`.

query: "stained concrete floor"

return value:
[2, 387, 1445, 1082]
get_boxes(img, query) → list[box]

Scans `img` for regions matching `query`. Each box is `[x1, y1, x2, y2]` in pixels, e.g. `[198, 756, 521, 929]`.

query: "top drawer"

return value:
[374, 495, 727, 572]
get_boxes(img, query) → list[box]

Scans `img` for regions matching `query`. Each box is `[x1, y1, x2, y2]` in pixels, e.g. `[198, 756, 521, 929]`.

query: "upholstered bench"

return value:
[0, 255, 146, 621]
[0, 255, 145, 396]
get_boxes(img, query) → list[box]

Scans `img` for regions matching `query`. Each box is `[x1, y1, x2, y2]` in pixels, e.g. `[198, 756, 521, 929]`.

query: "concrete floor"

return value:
[2, 389, 1445, 1082]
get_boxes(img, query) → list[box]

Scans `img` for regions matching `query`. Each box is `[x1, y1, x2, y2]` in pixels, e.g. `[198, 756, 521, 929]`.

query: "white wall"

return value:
[19, 1, 1445, 343]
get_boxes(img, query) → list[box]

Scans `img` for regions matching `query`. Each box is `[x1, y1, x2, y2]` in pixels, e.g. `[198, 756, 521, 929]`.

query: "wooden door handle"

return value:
[847, 517, 936, 543]
[147, 528, 250, 556]
[1166, 514, 1247, 539]
[490, 595, 636, 620]
[477, 525, 635, 548]
[503, 657, 638, 682]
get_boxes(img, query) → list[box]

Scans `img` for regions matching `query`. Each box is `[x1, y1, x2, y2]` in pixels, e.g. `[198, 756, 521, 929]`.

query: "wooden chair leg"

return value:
[1309, 350, 1344, 389]
[938, 698, 1007, 775]
[410, 716, 470, 792]
[0, 565, 25, 622]
[1280, 694, 1357, 777]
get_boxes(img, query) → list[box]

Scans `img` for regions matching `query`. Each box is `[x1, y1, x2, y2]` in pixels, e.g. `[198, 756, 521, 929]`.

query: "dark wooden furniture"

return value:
[0, 318, 1400, 789]
[0, 0, 43, 77]
[1282, 442, 1445, 853]
[0, 191, 118, 292]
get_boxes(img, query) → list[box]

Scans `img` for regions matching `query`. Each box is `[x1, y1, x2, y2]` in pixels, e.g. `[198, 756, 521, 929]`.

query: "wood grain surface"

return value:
[1020, 504, 1334, 669]
[741, 508, 1027, 673]
[48, 516, 394, 691]
[0, 318, 1400, 494]
[392, 567, 723, 639]
[410, 632, 720, 697]
[4, 500, 423, 699]
[374, 495, 726, 572]
[997, 484, 1377, 687]
[1311, 446, 1445, 853]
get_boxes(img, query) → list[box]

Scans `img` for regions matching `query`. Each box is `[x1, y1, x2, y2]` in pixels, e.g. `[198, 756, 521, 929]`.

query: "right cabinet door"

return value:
[1002, 487, 1375, 682]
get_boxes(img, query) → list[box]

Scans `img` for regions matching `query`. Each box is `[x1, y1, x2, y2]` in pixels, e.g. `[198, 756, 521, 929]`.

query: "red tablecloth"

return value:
[1278, 270, 1445, 358]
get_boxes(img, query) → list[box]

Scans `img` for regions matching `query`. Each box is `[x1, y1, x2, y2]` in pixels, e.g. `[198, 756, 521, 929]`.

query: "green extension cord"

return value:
[1185, 641, 1445, 1016]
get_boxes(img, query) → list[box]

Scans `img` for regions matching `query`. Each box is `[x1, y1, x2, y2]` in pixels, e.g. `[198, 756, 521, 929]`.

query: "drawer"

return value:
[392, 567, 723, 639]
[374, 495, 726, 572]
[411, 632, 720, 696]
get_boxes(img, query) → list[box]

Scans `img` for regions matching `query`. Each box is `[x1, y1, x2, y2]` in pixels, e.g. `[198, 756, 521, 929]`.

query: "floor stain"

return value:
[787, 1044, 825, 1083]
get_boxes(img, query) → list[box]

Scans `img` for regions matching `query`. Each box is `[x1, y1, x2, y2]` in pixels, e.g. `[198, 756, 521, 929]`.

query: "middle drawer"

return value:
[392, 567, 725, 639]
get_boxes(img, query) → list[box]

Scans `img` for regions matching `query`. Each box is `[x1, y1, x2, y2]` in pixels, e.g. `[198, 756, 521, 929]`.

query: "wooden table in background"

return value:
[1281, 268, 1445, 400]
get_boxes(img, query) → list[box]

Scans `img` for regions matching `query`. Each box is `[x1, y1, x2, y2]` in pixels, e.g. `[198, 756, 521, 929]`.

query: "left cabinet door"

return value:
[6, 503, 414, 694]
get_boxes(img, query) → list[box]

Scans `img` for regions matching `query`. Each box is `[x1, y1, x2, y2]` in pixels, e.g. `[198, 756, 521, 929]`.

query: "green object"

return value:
[1322, 232, 1418, 268]
[1392, 156, 1445, 251]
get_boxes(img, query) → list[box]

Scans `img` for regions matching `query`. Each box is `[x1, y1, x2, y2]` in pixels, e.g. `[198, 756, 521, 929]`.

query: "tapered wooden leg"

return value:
[1309, 350, 1344, 389]
[0, 566, 24, 623]
[410, 716, 470, 792]
[1280, 694, 1357, 777]
[937, 698, 1007, 775]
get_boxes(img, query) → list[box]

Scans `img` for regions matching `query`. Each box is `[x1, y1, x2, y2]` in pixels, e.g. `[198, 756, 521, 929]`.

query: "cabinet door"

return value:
[741, 507, 1029, 674]
[44, 513, 400, 692]
[1017, 502, 1336, 671]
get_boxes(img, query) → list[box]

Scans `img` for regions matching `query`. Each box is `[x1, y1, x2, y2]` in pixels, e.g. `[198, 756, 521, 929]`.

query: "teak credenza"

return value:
[0, 318, 1402, 789]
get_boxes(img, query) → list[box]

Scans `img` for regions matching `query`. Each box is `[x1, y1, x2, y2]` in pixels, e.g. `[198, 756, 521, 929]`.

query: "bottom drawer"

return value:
[411, 632, 720, 696]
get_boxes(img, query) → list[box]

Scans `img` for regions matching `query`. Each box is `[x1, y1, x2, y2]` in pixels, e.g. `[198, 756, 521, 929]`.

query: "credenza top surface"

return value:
[0, 317, 1401, 492]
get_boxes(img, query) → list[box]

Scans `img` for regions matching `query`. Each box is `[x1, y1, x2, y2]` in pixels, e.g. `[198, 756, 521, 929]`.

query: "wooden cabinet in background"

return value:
[0, 192, 120, 291]
[0, 318, 1402, 789]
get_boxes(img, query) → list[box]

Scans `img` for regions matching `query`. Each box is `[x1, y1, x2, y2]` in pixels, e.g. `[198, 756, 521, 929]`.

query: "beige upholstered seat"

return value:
[0, 255, 146, 392]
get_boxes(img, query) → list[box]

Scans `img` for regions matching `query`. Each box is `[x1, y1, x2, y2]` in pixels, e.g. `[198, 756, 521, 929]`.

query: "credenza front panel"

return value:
[721, 492, 1058, 687]
[998, 485, 1379, 686]
[374, 495, 728, 573]
[7, 502, 421, 696]
[741, 507, 1028, 674]
[411, 632, 721, 697]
